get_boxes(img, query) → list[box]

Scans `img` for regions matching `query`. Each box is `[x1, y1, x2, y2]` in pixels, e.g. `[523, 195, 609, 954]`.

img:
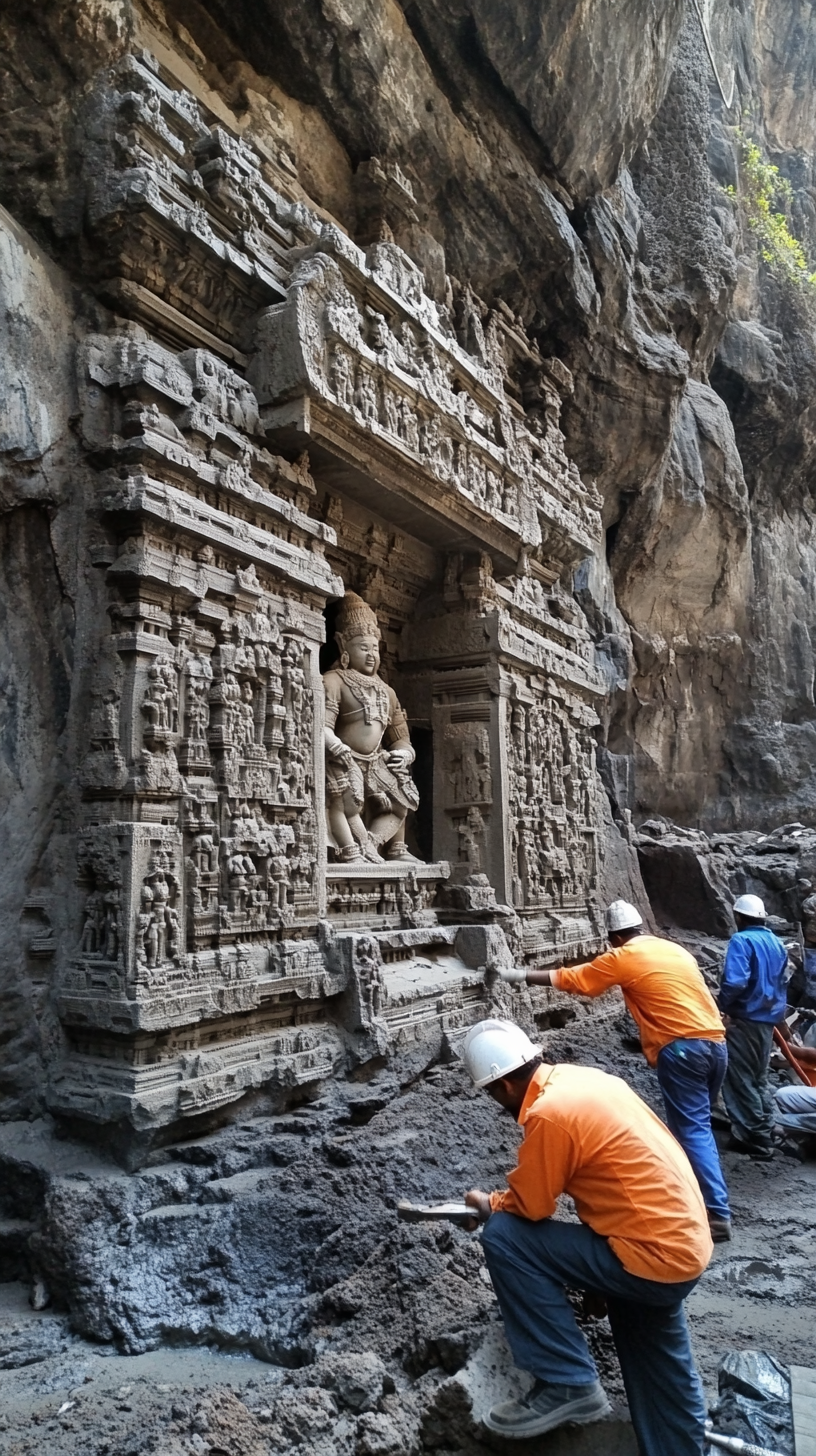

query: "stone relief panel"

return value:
[69, 824, 184, 1000]
[443, 723, 493, 810]
[64, 321, 341, 1055]
[506, 689, 600, 917]
[250, 240, 602, 569]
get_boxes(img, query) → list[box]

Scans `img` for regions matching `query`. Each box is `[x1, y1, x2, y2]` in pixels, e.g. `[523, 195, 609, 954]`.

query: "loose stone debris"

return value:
[2, 1001, 815, 1455]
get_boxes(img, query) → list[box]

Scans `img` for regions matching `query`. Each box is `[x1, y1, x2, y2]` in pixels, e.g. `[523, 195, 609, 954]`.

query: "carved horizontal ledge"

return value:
[111, 432, 333, 549]
[325, 860, 450, 883]
[99, 278, 251, 366]
[294, 229, 508, 412]
[87, 55, 298, 256]
[518, 908, 600, 947]
[56, 965, 347, 1034]
[383, 982, 487, 1032]
[91, 179, 289, 293]
[101, 472, 343, 598]
[47, 1027, 345, 1129]
[399, 612, 604, 700]
[265, 396, 533, 575]
[496, 617, 605, 700]
[535, 491, 600, 565]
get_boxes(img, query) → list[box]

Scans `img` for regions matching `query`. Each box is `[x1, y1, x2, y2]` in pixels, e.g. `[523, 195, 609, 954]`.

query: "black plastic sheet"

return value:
[709, 1350, 793, 1455]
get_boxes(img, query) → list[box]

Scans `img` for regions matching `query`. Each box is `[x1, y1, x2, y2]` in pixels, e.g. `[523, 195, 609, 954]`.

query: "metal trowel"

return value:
[397, 1199, 476, 1226]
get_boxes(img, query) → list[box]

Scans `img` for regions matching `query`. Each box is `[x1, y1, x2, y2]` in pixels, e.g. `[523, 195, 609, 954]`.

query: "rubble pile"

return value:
[636, 819, 816, 938]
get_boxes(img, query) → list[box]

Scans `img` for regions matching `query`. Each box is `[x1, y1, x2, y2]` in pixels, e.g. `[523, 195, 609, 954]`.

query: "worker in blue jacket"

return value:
[718, 894, 788, 1160]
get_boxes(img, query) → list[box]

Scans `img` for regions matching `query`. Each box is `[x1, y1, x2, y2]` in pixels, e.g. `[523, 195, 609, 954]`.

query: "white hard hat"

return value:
[734, 894, 766, 919]
[462, 1018, 541, 1089]
[605, 900, 643, 934]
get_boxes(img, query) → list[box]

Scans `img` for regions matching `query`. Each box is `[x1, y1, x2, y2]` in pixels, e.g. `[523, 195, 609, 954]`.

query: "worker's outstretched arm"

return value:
[499, 953, 625, 995]
[495, 966, 553, 985]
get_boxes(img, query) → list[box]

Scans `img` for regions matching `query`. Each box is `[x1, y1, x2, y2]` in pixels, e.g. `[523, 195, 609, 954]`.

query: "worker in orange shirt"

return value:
[462, 1018, 711, 1454]
[499, 899, 732, 1240]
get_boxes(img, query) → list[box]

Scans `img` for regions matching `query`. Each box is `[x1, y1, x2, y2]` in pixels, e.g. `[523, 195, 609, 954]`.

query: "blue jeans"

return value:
[656, 1038, 731, 1220]
[481, 1213, 706, 1456]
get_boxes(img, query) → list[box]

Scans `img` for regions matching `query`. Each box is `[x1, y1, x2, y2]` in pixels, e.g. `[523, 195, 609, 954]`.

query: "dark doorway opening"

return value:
[407, 727, 433, 862]
[320, 599, 342, 674]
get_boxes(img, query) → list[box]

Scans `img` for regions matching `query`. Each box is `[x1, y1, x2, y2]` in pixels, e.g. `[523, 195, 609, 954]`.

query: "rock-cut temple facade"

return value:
[13, 50, 607, 1157]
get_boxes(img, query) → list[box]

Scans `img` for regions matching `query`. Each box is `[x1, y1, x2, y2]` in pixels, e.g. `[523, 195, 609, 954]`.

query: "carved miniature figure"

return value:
[323, 592, 419, 864]
[79, 890, 104, 955]
[369, 311, 394, 363]
[269, 849, 292, 916]
[400, 397, 420, 453]
[166, 906, 182, 961]
[186, 856, 204, 912]
[381, 384, 400, 436]
[458, 806, 484, 869]
[356, 935, 385, 1021]
[283, 640, 305, 719]
[102, 889, 122, 961]
[186, 677, 210, 748]
[236, 561, 260, 591]
[331, 346, 353, 408]
[238, 680, 256, 747]
[354, 367, 378, 424]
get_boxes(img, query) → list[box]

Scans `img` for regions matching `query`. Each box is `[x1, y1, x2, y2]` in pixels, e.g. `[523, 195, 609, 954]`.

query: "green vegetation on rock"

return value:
[727, 134, 816, 297]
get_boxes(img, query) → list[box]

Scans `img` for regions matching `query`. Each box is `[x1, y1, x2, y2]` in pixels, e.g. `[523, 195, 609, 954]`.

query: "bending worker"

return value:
[499, 899, 731, 1240]
[463, 1018, 712, 1454]
[719, 894, 788, 1160]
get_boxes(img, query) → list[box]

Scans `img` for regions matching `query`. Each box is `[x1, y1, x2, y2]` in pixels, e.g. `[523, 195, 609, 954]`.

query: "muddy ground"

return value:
[0, 992, 814, 1456]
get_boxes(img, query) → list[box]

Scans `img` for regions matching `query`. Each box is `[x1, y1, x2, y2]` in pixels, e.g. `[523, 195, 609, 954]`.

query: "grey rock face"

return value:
[0, 206, 81, 1119]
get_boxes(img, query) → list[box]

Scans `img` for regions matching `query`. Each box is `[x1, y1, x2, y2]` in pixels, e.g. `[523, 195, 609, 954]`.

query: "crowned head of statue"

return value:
[335, 592, 381, 677]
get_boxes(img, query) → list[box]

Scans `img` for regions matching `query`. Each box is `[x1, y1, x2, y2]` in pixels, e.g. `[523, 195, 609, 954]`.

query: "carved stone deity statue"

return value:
[323, 592, 419, 864]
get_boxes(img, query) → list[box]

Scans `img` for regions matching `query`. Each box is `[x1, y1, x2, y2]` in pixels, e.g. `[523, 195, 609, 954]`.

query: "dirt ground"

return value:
[0, 996, 814, 1456]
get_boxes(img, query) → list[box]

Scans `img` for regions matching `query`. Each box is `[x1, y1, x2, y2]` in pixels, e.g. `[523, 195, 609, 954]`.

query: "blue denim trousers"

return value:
[481, 1212, 706, 1456]
[656, 1037, 731, 1220]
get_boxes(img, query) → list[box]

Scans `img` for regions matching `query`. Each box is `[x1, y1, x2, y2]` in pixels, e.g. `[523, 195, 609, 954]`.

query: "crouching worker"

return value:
[462, 1018, 712, 1455]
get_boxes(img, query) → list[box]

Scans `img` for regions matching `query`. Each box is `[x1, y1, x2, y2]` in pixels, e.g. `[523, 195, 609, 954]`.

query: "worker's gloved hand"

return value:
[497, 967, 527, 984]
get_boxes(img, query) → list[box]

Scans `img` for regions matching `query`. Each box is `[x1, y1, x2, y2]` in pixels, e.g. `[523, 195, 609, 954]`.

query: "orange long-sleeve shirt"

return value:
[551, 934, 724, 1066]
[489, 1064, 712, 1283]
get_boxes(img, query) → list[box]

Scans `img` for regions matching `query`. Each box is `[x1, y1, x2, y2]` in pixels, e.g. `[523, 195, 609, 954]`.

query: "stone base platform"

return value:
[326, 859, 451, 929]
